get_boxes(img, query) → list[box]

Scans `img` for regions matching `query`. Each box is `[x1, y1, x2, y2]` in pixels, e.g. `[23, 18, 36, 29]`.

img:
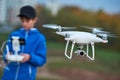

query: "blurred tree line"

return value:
[35, 5, 120, 51]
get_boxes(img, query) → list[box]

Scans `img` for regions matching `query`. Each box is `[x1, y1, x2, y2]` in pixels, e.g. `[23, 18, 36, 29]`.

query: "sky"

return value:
[37, 0, 120, 14]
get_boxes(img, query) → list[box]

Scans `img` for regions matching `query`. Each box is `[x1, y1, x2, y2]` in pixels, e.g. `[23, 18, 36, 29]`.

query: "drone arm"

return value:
[65, 40, 75, 59]
[86, 42, 95, 60]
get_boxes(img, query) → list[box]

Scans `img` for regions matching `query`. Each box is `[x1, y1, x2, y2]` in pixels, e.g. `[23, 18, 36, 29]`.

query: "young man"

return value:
[2, 5, 47, 80]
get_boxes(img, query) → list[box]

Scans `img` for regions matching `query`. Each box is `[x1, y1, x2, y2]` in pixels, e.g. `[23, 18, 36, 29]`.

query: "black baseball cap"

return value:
[17, 5, 36, 19]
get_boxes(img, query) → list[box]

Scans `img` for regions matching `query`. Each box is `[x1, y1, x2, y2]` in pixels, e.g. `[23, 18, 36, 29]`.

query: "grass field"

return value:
[0, 33, 120, 80]
[45, 41, 120, 80]
[47, 41, 120, 72]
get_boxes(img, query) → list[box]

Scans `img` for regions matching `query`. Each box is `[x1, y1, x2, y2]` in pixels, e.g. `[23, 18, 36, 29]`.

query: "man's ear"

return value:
[33, 17, 37, 23]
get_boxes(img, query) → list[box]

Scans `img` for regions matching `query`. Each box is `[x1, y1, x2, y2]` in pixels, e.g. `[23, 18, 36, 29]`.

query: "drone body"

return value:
[42, 24, 112, 60]
[56, 31, 108, 44]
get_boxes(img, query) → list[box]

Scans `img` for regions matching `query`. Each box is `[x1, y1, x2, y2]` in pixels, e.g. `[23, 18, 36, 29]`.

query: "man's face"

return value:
[20, 17, 37, 30]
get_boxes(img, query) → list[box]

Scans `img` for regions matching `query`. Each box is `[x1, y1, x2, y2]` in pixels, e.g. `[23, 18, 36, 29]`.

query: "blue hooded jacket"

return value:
[2, 28, 47, 80]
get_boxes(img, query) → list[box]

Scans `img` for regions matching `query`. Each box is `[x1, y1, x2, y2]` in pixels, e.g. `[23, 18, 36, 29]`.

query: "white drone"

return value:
[42, 24, 116, 60]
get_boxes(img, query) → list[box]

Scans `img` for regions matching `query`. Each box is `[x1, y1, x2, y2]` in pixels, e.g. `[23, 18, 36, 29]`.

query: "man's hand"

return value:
[20, 53, 30, 63]
[6, 52, 12, 60]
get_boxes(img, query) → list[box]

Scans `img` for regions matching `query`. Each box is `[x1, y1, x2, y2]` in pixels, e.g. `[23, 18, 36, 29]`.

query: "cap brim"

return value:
[17, 13, 32, 18]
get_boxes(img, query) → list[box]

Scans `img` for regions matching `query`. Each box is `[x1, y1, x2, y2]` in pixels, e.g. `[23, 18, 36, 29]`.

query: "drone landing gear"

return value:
[65, 40, 75, 59]
[64, 40, 95, 60]
[86, 43, 95, 60]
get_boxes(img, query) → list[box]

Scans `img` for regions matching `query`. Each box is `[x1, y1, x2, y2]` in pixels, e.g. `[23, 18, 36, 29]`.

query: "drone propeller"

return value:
[80, 26, 110, 34]
[97, 33, 119, 40]
[80, 26, 102, 30]
[98, 33, 118, 38]
[61, 27, 76, 29]
[42, 24, 76, 32]
[42, 24, 59, 29]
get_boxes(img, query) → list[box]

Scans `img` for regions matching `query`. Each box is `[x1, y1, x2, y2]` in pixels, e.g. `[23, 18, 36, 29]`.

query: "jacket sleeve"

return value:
[29, 35, 47, 67]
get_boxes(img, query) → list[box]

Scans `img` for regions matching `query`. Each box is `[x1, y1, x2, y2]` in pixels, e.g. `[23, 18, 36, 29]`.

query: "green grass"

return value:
[0, 33, 10, 46]
[47, 41, 65, 49]
[0, 33, 9, 40]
